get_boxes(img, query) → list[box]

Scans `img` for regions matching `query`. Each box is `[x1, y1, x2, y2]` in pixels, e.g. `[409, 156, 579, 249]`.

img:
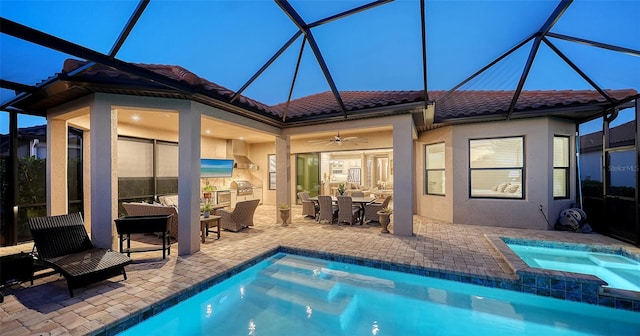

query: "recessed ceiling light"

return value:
[131, 114, 141, 121]
[205, 129, 211, 134]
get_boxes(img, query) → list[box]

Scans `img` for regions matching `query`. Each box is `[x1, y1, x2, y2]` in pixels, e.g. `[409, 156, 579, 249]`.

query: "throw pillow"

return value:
[497, 183, 508, 193]
[505, 184, 519, 193]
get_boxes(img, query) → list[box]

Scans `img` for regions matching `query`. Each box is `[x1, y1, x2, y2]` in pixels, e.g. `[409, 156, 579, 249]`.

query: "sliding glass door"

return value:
[296, 153, 320, 201]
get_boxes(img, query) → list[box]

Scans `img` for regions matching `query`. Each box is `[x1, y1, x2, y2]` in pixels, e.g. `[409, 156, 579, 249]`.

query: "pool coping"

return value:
[98, 242, 640, 335]
[485, 234, 640, 310]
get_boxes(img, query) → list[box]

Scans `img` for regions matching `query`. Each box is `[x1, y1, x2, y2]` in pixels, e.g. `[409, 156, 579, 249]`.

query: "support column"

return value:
[178, 103, 201, 255]
[275, 136, 291, 220]
[47, 118, 68, 216]
[90, 98, 118, 249]
[392, 115, 416, 236]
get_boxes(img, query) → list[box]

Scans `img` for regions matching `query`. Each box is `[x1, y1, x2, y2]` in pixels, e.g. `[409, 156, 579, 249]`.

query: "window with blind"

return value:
[117, 137, 179, 203]
[553, 136, 570, 199]
[469, 136, 524, 199]
[425, 143, 445, 195]
[156, 141, 179, 195]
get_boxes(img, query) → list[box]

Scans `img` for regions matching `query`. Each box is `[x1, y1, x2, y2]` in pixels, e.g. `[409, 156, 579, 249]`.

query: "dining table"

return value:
[308, 195, 375, 225]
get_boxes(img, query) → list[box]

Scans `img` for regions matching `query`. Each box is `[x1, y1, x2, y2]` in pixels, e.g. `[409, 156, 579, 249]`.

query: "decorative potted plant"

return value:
[279, 204, 290, 226]
[203, 185, 215, 199]
[337, 183, 346, 196]
[202, 200, 213, 218]
[376, 207, 393, 233]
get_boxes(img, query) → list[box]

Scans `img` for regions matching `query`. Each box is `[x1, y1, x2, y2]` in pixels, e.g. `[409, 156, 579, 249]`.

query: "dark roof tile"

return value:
[60, 59, 637, 123]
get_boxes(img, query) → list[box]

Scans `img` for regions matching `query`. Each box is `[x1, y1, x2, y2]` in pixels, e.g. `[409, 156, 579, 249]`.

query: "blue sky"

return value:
[1, 0, 639, 134]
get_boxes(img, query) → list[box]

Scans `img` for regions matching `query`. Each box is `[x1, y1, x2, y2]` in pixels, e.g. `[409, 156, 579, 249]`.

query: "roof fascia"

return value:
[281, 101, 424, 128]
[436, 103, 623, 125]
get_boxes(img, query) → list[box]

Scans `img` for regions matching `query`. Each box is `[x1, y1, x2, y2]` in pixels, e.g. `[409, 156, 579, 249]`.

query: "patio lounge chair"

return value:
[217, 199, 260, 232]
[363, 195, 392, 223]
[28, 213, 132, 297]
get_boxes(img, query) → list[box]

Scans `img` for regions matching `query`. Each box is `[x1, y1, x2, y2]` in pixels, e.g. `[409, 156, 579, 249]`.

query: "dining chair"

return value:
[363, 195, 392, 223]
[298, 191, 319, 219]
[337, 196, 361, 225]
[317, 195, 338, 224]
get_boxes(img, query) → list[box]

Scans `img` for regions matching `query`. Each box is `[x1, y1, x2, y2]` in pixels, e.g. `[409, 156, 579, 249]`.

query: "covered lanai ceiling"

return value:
[1, 0, 638, 129]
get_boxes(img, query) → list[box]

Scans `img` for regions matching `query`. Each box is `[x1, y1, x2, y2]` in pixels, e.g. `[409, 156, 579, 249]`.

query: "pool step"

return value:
[263, 269, 340, 300]
[271, 254, 329, 271]
[262, 283, 358, 330]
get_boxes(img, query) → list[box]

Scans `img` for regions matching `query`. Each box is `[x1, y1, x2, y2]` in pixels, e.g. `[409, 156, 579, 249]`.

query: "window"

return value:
[117, 137, 178, 207]
[469, 136, 524, 199]
[268, 154, 276, 190]
[425, 143, 445, 195]
[553, 136, 570, 199]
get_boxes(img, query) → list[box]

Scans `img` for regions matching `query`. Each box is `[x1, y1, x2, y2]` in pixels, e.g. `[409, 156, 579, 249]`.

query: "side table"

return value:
[200, 215, 221, 243]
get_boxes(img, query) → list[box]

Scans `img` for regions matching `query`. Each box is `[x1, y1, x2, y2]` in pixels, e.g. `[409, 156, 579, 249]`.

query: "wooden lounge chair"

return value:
[28, 213, 132, 297]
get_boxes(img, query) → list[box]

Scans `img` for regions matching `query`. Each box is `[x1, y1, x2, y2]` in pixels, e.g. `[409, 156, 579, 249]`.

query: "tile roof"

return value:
[62, 59, 278, 118]
[270, 91, 425, 119]
[431, 89, 638, 122]
[60, 59, 637, 124]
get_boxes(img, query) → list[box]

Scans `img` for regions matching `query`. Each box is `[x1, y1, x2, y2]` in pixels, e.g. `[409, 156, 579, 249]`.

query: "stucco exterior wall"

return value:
[416, 126, 453, 222]
[546, 118, 577, 228]
[445, 117, 576, 230]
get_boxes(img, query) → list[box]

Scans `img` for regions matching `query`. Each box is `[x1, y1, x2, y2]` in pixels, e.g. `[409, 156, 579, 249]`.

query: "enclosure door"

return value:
[580, 105, 639, 246]
[296, 153, 320, 202]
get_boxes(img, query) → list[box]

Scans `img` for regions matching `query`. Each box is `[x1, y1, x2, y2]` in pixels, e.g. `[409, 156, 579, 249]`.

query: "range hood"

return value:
[227, 139, 258, 170]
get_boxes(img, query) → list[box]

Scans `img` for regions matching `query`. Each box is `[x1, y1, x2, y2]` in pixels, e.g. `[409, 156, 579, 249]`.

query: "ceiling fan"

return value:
[307, 132, 368, 146]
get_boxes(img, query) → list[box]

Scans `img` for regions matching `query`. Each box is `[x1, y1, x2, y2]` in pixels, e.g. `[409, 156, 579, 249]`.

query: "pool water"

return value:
[118, 253, 639, 336]
[507, 244, 640, 292]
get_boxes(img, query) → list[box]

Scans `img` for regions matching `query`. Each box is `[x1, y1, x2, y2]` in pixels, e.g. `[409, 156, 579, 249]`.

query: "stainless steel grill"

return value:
[230, 180, 253, 196]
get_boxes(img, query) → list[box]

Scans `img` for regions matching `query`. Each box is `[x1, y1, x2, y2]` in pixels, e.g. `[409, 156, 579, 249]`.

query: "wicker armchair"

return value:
[28, 213, 132, 297]
[363, 195, 392, 223]
[298, 191, 318, 219]
[337, 196, 361, 225]
[217, 199, 260, 232]
[317, 195, 338, 224]
[123, 202, 179, 240]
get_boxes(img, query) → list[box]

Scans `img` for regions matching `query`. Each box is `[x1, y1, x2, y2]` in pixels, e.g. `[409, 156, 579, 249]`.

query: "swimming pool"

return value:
[118, 253, 639, 335]
[507, 243, 640, 292]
